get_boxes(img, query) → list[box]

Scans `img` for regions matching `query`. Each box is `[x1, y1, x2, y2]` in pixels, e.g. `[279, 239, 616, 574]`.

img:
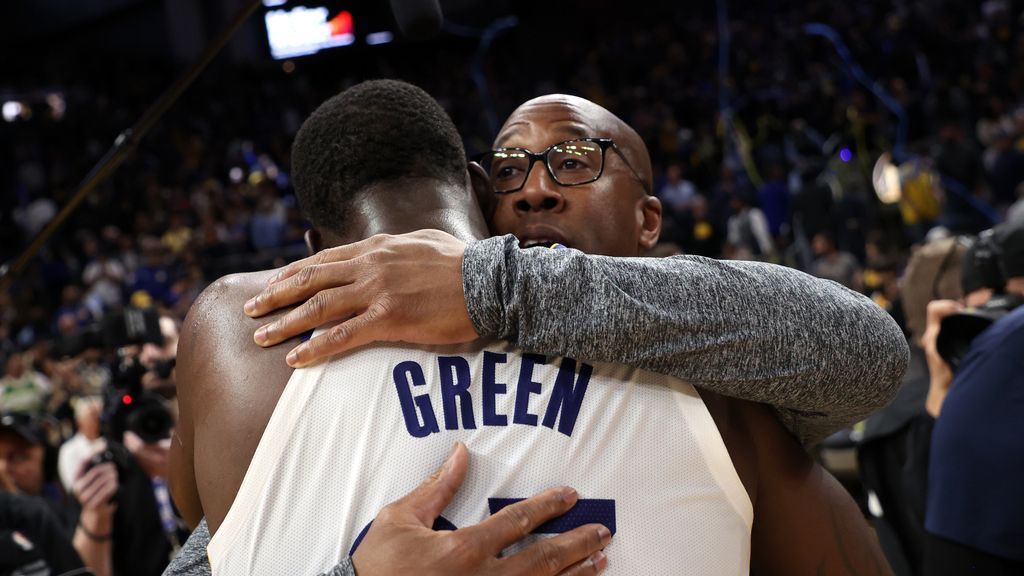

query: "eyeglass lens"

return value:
[484, 140, 604, 193]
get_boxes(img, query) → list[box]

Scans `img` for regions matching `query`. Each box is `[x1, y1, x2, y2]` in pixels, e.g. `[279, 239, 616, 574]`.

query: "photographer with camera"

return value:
[1, 411, 116, 576]
[98, 311, 186, 576]
[921, 221, 1024, 574]
[49, 306, 185, 575]
[856, 236, 966, 575]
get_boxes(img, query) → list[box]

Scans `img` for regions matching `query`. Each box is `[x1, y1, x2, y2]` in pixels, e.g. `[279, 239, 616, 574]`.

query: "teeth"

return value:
[522, 239, 554, 249]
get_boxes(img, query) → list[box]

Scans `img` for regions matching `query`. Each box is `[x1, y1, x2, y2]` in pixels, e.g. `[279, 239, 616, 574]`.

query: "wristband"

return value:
[78, 520, 113, 541]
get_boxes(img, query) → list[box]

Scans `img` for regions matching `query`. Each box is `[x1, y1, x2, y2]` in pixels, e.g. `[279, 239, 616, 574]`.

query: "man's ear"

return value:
[304, 229, 323, 256]
[638, 196, 662, 250]
[468, 162, 497, 222]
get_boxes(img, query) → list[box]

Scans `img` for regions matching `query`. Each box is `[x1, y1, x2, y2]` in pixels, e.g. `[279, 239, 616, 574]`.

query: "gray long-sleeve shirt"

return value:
[466, 235, 907, 445]
[163, 235, 908, 575]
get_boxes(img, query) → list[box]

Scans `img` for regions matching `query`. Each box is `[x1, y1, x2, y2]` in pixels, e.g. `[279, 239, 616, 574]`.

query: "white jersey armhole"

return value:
[206, 362, 325, 570]
[682, 389, 754, 530]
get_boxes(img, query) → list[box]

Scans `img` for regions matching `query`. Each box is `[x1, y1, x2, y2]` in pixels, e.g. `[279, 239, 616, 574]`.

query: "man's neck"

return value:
[324, 179, 489, 247]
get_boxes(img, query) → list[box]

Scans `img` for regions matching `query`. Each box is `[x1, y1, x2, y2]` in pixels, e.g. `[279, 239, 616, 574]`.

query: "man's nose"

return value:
[513, 163, 567, 214]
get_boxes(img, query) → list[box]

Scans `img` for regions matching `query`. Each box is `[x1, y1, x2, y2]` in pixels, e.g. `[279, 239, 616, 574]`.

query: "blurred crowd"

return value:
[2, 0, 1024, 574]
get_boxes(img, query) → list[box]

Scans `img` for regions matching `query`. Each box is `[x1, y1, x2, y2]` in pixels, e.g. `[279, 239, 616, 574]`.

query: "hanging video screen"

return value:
[262, 0, 396, 60]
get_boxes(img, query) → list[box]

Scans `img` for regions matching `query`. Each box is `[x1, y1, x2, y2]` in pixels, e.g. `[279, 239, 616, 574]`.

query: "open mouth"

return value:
[519, 238, 566, 249]
[516, 226, 571, 250]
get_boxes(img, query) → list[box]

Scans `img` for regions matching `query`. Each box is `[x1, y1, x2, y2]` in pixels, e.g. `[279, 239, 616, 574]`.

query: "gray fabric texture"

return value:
[161, 519, 355, 576]
[462, 234, 909, 446]
[161, 519, 209, 576]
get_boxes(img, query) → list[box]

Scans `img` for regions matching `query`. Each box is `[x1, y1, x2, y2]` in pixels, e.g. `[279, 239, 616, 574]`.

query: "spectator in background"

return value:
[53, 284, 94, 337]
[115, 233, 140, 280]
[83, 239, 127, 318]
[726, 191, 774, 260]
[1008, 182, 1024, 224]
[1, 489, 87, 576]
[810, 232, 862, 290]
[58, 396, 106, 492]
[920, 222, 1024, 574]
[0, 413, 48, 499]
[12, 195, 57, 240]
[989, 127, 1024, 208]
[0, 353, 51, 413]
[677, 195, 723, 258]
[0, 411, 119, 576]
[658, 162, 698, 213]
[250, 190, 287, 251]
[657, 162, 698, 247]
[934, 118, 990, 234]
[222, 206, 251, 253]
[169, 264, 208, 320]
[858, 237, 966, 576]
[758, 162, 791, 239]
[161, 213, 193, 257]
[130, 239, 173, 306]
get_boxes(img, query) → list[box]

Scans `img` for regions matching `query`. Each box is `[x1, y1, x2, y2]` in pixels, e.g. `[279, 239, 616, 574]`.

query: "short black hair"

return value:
[291, 79, 467, 234]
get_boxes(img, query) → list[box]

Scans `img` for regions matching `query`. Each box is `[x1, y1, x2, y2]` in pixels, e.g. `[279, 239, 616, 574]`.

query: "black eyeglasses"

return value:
[475, 138, 650, 194]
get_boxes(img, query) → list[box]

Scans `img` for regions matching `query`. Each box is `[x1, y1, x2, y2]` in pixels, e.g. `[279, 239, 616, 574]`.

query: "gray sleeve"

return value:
[161, 518, 356, 576]
[462, 235, 909, 445]
[162, 520, 211, 576]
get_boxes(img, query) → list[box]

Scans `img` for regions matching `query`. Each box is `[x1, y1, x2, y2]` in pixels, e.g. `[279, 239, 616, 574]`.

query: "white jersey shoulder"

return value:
[207, 340, 752, 575]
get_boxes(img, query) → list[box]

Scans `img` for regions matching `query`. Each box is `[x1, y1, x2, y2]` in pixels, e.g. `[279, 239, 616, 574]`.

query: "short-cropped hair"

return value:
[291, 79, 467, 234]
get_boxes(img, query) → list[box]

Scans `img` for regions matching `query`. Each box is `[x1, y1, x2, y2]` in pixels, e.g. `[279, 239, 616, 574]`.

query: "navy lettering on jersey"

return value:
[394, 361, 440, 438]
[393, 353, 595, 438]
[513, 354, 545, 426]
[482, 351, 508, 426]
[439, 356, 476, 430]
[489, 498, 616, 536]
[541, 358, 593, 436]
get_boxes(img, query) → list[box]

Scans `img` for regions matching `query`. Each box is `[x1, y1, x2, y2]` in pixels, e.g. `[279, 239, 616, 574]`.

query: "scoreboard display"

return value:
[262, 0, 396, 60]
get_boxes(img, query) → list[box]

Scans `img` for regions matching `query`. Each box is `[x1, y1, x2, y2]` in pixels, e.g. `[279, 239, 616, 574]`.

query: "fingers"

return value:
[74, 461, 112, 492]
[383, 443, 469, 527]
[285, 305, 389, 367]
[246, 260, 359, 319]
[85, 474, 119, 508]
[270, 237, 387, 286]
[75, 463, 118, 508]
[502, 524, 611, 576]
[923, 300, 964, 353]
[556, 551, 608, 576]
[926, 299, 963, 324]
[255, 286, 365, 348]
[460, 486, 580, 556]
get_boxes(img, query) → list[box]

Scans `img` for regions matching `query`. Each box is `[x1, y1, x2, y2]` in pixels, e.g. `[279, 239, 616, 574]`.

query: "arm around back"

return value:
[464, 235, 909, 445]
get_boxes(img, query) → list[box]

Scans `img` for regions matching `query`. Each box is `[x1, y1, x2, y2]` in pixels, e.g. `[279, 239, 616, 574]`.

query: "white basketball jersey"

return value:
[207, 340, 752, 575]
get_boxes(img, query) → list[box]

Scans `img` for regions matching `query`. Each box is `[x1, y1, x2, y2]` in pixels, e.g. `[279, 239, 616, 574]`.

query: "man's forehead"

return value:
[495, 97, 616, 148]
[495, 121, 600, 149]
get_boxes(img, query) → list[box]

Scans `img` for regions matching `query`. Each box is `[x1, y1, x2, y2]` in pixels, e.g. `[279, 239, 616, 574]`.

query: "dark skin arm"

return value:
[700, 390, 891, 575]
[168, 403, 201, 529]
[741, 400, 893, 575]
[170, 270, 296, 534]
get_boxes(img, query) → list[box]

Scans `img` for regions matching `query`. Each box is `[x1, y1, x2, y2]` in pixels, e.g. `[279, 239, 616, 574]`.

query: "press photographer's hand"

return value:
[922, 299, 962, 417]
[74, 459, 118, 533]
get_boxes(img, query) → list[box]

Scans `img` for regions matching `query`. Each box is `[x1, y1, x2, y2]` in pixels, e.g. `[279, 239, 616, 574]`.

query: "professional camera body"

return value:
[54, 307, 175, 444]
[104, 351, 175, 444]
[937, 227, 1024, 369]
